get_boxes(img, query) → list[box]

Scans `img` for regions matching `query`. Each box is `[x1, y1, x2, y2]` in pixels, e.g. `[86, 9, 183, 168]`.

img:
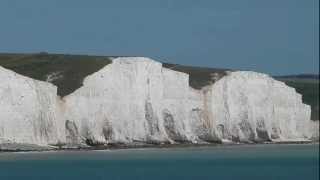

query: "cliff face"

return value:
[0, 66, 65, 145]
[0, 57, 317, 148]
[206, 72, 311, 142]
[64, 58, 201, 144]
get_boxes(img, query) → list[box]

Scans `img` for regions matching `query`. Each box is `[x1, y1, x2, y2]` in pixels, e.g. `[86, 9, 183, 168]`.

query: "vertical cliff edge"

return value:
[0, 57, 318, 150]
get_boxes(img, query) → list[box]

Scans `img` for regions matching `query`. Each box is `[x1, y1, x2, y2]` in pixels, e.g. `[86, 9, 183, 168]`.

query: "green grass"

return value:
[0, 53, 112, 96]
[163, 63, 229, 89]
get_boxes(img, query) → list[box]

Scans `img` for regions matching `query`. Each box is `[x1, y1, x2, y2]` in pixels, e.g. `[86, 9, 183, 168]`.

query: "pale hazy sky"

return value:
[0, 0, 318, 75]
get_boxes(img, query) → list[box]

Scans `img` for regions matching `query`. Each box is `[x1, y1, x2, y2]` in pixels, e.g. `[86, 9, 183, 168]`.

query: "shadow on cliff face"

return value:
[65, 120, 80, 144]
[145, 102, 160, 136]
[162, 109, 191, 143]
[190, 108, 222, 143]
[256, 120, 272, 142]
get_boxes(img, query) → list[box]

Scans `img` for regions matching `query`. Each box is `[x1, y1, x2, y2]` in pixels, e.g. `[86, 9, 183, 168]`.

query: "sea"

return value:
[0, 144, 318, 180]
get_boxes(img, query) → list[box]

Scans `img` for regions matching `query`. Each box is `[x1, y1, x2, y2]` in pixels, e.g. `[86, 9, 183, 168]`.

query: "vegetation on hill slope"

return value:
[0, 53, 318, 120]
[163, 63, 229, 89]
[0, 53, 112, 96]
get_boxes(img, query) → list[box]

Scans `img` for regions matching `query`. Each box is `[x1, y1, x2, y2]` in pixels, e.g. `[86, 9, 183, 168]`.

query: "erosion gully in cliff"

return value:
[0, 55, 318, 151]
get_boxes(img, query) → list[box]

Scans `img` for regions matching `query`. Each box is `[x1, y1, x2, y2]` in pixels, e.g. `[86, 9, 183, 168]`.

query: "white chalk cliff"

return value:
[0, 57, 317, 148]
[0, 66, 65, 145]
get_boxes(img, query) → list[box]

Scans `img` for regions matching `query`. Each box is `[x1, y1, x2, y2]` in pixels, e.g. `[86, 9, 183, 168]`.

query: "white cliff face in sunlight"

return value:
[206, 71, 312, 142]
[0, 57, 316, 148]
[308, 120, 319, 141]
[63, 58, 167, 144]
[0, 66, 65, 146]
[63, 58, 203, 144]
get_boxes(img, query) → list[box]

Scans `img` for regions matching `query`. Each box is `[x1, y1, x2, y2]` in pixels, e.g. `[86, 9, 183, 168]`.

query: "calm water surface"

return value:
[0, 144, 318, 180]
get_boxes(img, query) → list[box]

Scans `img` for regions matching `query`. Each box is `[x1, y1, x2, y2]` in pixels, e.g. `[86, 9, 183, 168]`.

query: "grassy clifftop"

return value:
[163, 63, 229, 89]
[0, 53, 318, 120]
[0, 53, 112, 96]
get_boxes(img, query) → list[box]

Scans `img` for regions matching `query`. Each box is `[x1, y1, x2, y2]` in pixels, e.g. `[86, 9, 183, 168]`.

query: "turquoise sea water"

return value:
[0, 144, 318, 180]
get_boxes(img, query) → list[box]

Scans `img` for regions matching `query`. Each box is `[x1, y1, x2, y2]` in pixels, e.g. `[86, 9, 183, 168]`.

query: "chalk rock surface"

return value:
[308, 120, 319, 141]
[0, 57, 316, 149]
[205, 71, 312, 142]
[0, 66, 65, 146]
[64, 58, 201, 144]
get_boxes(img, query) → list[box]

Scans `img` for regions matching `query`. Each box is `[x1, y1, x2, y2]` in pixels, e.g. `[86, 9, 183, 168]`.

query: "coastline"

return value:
[1, 141, 318, 153]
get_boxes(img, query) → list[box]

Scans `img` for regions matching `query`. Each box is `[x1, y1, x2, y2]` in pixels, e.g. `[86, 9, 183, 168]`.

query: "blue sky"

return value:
[0, 0, 318, 75]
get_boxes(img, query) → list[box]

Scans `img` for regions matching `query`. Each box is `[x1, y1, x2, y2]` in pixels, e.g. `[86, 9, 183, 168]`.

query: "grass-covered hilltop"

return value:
[0, 52, 318, 120]
[0, 53, 112, 96]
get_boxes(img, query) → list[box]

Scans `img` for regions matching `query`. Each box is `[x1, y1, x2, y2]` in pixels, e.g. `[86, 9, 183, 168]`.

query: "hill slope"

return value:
[0, 53, 112, 96]
[0, 53, 318, 120]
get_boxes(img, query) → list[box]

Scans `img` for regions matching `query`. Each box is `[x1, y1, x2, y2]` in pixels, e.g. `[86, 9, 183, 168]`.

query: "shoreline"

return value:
[1, 141, 318, 153]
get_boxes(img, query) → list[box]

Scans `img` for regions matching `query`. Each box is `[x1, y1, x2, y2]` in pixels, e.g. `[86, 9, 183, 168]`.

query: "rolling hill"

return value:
[0, 52, 318, 120]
